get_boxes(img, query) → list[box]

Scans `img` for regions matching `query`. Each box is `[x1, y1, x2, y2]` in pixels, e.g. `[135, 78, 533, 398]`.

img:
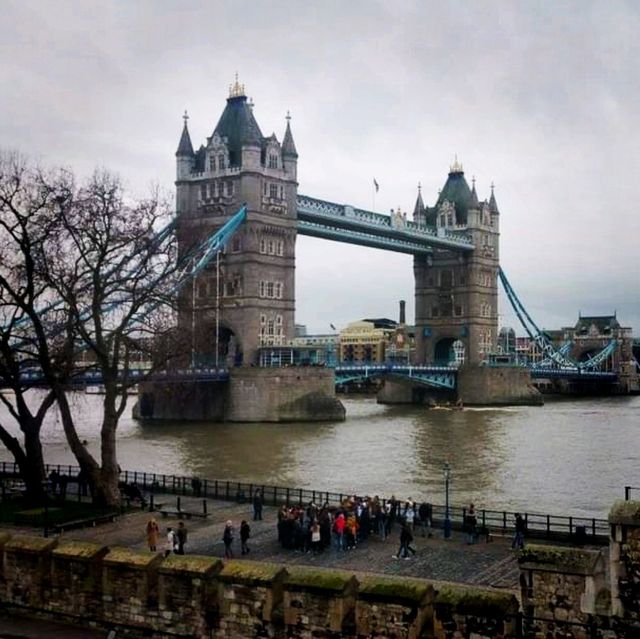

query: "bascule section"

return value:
[413, 160, 500, 367]
[175, 77, 297, 367]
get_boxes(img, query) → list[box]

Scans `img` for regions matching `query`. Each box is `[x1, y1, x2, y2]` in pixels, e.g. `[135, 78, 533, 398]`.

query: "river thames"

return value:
[0, 393, 638, 519]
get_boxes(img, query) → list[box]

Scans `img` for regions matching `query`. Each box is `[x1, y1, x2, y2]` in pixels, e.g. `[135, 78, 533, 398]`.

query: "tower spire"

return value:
[469, 175, 479, 209]
[489, 181, 500, 214]
[282, 110, 298, 158]
[175, 110, 194, 157]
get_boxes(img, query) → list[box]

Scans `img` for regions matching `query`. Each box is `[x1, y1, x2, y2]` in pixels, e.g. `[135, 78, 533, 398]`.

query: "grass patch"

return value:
[0, 498, 115, 527]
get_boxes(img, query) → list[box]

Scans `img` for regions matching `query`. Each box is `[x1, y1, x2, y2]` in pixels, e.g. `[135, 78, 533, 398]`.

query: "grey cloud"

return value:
[1, 0, 638, 334]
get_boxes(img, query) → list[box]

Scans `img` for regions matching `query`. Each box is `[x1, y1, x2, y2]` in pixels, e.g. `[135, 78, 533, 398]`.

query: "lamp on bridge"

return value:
[443, 462, 452, 539]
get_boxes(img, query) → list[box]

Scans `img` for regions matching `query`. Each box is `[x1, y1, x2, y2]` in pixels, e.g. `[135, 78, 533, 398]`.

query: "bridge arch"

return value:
[434, 337, 466, 365]
[195, 321, 243, 367]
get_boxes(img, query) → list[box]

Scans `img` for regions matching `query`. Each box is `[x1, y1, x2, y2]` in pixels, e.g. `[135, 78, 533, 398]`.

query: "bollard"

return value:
[149, 494, 154, 512]
[202, 499, 207, 515]
[177, 496, 181, 512]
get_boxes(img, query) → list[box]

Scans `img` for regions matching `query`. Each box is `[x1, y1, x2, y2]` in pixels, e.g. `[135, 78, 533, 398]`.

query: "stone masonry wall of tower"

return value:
[175, 81, 298, 366]
[413, 165, 500, 366]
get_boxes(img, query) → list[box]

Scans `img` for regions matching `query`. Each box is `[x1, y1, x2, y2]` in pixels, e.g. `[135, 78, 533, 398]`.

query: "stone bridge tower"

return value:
[413, 160, 500, 366]
[175, 78, 298, 366]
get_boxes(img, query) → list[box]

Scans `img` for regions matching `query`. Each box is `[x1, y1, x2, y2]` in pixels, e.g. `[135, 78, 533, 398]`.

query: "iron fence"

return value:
[0, 461, 610, 542]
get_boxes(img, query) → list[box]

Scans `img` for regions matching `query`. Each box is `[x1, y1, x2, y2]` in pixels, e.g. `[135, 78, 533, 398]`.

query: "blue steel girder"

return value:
[529, 368, 617, 381]
[297, 194, 475, 253]
[334, 363, 457, 390]
[297, 219, 433, 256]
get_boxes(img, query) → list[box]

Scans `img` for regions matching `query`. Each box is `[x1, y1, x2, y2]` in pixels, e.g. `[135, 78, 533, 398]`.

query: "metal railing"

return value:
[0, 461, 610, 542]
[624, 485, 640, 501]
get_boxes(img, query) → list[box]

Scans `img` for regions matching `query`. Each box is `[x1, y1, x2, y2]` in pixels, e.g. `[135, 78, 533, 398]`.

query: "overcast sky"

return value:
[1, 1, 638, 335]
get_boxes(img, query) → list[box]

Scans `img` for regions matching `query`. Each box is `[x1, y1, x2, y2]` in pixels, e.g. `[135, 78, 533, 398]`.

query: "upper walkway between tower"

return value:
[296, 194, 475, 254]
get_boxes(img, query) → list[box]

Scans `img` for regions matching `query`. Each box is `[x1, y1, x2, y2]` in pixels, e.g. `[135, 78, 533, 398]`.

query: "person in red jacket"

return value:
[334, 512, 346, 552]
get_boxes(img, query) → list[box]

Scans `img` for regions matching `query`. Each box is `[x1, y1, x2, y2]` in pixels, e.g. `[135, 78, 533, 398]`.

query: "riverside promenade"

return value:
[0, 493, 589, 592]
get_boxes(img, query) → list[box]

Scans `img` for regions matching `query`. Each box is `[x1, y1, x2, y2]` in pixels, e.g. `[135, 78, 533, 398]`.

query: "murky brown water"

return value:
[0, 392, 638, 518]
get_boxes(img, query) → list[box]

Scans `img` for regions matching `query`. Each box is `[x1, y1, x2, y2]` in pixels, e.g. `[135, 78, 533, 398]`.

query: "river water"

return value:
[0, 392, 638, 519]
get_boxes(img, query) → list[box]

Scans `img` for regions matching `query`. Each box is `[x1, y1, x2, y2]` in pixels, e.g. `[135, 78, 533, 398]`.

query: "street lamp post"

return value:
[443, 462, 452, 539]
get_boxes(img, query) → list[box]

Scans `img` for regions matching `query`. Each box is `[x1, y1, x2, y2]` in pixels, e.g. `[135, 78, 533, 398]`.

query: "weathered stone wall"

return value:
[0, 533, 519, 637]
[457, 365, 542, 406]
[135, 380, 227, 421]
[226, 367, 345, 422]
[432, 581, 520, 639]
[609, 500, 640, 621]
[135, 367, 345, 423]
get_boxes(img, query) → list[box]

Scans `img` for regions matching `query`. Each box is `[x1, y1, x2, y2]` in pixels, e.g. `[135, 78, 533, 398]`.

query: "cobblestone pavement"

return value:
[14, 496, 520, 591]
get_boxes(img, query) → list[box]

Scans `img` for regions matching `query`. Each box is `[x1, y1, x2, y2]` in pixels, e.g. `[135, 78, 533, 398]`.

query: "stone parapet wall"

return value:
[518, 544, 606, 627]
[136, 368, 346, 423]
[609, 500, 640, 621]
[457, 365, 542, 406]
[0, 533, 518, 637]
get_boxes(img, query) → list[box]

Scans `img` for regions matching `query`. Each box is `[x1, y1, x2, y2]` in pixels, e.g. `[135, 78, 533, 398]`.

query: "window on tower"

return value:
[269, 184, 278, 199]
[268, 154, 278, 169]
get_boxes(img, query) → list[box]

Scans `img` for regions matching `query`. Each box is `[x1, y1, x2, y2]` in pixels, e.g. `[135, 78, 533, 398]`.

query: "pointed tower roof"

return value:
[489, 182, 500, 214]
[436, 157, 472, 224]
[282, 111, 298, 158]
[413, 183, 425, 220]
[175, 110, 194, 157]
[211, 75, 263, 166]
[469, 176, 479, 209]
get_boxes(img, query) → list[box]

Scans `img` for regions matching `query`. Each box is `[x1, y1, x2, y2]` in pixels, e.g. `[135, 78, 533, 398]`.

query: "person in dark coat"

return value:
[222, 520, 234, 558]
[240, 520, 251, 555]
[512, 513, 526, 549]
[253, 489, 263, 520]
[394, 521, 416, 559]
[176, 521, 188, 555]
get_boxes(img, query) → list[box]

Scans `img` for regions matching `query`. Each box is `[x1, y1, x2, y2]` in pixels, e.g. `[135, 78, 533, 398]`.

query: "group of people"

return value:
[144, 492, 527, 560]
[276, 495, 433, 557]
[146, 518, 188, 556]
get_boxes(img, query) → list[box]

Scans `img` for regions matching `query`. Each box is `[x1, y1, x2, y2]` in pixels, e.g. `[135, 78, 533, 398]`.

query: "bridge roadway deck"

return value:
[0, 495, 603, 592]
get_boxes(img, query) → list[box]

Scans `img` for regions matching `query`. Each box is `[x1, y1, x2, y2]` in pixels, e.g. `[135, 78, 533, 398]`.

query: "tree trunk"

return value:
[0, 422, 45, 503]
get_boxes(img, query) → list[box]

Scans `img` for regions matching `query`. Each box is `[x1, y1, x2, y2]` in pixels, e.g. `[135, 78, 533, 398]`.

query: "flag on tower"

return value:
[373, 178, 379, 192]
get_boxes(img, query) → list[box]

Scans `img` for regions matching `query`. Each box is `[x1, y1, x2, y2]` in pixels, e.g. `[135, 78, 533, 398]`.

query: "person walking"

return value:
[394, 521, 416, 559]
[146, 517, 160, 552]
[512, 513, 526, 550]
[223, 520, 234, 559]
[253, 489, 263, 521]
[176, 521, 188, 555]
[165, 527, 177, 557]
[240, 520, 251, 555]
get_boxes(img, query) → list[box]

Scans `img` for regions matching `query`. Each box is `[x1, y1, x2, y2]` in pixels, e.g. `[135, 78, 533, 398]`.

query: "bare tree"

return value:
[40, 170, 178, 507]
[0, 152, 75, 500]
[0, 153, 179, 507]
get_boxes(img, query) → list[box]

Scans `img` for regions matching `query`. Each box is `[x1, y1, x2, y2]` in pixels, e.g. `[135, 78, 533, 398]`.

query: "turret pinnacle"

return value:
[175, 110, 194, 157]
[282, 111, 298, 158]
[469, 176, 479, 209]
[489, 182, 500, 214]
[413, 182, 425, 220]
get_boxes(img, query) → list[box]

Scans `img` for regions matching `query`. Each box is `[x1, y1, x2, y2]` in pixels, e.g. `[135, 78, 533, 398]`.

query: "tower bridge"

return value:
[140, 78, 638, 420]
